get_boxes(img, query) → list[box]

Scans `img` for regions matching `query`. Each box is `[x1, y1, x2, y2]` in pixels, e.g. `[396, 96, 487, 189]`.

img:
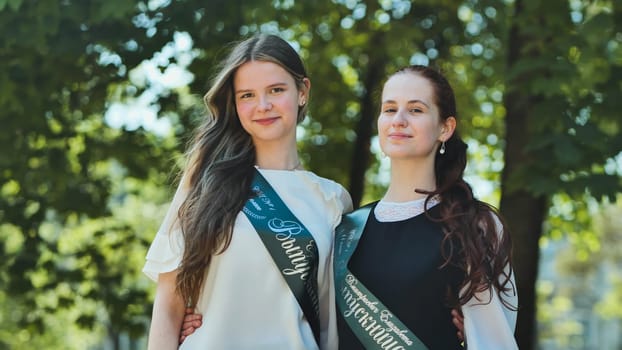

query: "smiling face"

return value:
[378, 71, 453, 161]
[233, 60, 308, 148]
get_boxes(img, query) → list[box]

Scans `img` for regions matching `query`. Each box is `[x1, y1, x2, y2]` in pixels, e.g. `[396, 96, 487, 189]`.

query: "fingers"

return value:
[183, 308, 203, 321]
[180, 309, 203, 338]
[182, 314, 203, 329]
[183, 314, 203, 323]
[181, 321, 201, 332]
[451, 308, 465, 342]
[181, 326, 196, 337]
[451, 309, 464, 325]
[456, 330, 465, 342]
[451, 308, 464, 319]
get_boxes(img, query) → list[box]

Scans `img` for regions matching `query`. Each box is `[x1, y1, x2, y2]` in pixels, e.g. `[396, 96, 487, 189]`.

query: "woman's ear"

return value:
[299, 78, 311, 106]
[440, 116, 456, 141]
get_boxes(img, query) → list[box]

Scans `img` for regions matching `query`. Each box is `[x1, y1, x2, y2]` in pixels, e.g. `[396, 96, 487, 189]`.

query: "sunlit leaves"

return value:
[1, 0, 621, 348]
[595, 278, 622, 319]
[536, 279, 585, 349]
[540, 197, 622, 345]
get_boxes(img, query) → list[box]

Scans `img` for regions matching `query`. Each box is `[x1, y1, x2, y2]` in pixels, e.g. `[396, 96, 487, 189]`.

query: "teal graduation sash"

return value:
[334, 205, 430, 350]
[242, 169, 321, 346]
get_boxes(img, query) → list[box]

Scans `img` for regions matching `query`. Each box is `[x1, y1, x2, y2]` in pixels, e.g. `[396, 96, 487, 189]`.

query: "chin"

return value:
[383, 148, 411, 157]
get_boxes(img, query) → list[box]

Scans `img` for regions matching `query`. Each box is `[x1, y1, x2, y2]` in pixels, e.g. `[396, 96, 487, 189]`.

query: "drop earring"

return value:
[439, 141, 446, 155]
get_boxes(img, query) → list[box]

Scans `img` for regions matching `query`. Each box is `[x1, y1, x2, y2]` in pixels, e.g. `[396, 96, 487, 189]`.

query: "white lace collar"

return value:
[374, 196, 440, 222]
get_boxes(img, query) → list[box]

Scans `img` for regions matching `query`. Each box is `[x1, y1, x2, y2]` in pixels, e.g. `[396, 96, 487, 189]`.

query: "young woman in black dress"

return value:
[334, 65, 517, 350]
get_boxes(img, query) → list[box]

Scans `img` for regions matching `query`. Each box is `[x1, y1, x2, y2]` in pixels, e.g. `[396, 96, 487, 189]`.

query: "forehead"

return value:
[382, 72, 434, 103]
[233, 60, 294, 88]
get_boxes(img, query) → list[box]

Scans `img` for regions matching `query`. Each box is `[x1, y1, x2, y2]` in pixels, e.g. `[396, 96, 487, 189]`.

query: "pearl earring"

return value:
[439, 141, 446, 155]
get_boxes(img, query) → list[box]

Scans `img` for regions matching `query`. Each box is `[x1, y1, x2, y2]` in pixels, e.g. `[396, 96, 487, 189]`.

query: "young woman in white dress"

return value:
[143, 34, 352, 350]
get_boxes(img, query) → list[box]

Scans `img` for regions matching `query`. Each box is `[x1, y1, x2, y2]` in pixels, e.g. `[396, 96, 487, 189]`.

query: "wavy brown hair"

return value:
[176, 34, 309, 305]
[391, 65, 516, 309]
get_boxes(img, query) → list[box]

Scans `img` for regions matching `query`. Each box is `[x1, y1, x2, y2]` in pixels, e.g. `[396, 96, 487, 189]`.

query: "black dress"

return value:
[337, 204, 465, 350]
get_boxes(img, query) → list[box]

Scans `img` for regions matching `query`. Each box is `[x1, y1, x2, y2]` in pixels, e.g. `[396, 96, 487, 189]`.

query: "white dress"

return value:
[143, 168, 352, 350]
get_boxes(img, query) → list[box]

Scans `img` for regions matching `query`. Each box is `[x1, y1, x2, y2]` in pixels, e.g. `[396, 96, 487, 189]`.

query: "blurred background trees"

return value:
[1, 0, 620, 349]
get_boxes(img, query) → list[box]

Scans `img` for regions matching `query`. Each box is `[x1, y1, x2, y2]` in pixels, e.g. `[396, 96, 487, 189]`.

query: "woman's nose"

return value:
[391, 109, 407, 127]
[257, 95, 272, 112]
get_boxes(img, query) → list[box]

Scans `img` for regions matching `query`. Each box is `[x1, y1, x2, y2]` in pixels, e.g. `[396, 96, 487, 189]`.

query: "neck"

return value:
[254, 141, 301, 170]
[384, 158, 436, 202]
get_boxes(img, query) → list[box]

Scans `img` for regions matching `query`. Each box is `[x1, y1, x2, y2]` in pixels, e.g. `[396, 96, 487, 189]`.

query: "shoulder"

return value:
[302, 171, 353, 212]
[478, 205, 505, 238]
[303, 171, 343, 191]
[343, 201, 377, 219]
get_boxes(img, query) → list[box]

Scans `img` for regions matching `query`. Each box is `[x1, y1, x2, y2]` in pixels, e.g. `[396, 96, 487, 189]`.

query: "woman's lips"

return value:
[254, 117, 280, 125]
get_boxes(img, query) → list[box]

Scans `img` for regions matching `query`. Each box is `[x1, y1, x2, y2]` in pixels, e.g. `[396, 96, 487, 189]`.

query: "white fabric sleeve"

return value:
[339, 186, 354, 215]
[461, 213, 518, 350]
[461, 266, 518, 350]
[142, 176, 189, 282]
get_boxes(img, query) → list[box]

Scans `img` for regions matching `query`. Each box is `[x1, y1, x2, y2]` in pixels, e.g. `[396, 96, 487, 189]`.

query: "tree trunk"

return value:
[499, 191, 546, 349]
[348, 34, 387, 208]
[500, 1, 548, 347]
[107, 324, 121, 350]
[501, 70, 548, 349]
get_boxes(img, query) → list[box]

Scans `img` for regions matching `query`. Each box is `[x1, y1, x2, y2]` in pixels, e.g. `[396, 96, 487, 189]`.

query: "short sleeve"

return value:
[327, 182, 352, 230]
[297, 171, 352, 230]
[142, 176, 189, 282]
[338, 185, 354, 215]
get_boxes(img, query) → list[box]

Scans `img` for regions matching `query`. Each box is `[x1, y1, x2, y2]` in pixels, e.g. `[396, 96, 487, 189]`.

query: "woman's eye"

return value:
[383, 108, 396, 113]
[239, 93, 253, 99]
[410, 108, 423, 113]
[270, 87, 284, 94]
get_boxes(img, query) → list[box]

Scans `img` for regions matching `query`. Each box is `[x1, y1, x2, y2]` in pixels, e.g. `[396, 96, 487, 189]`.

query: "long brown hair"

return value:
[391, 65, 516, 309]
[176, 34, 309, 305]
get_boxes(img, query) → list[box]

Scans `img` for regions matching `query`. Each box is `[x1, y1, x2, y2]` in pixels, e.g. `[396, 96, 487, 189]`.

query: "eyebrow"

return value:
[235, 82, 288, 94]
[382, 99, 430, 108]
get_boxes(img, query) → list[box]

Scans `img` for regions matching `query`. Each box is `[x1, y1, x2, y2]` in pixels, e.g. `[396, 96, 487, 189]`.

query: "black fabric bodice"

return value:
[337, 204, 465, 350]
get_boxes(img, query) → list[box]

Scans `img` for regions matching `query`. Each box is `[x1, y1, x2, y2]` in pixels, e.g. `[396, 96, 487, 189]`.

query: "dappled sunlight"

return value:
[1, 0, 620, 348]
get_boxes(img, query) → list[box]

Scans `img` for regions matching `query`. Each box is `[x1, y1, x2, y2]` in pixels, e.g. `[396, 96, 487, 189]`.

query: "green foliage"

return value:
[0, 288, 105, 349]
[538, 196, 622, 348]
[499, 0, 622, 201]
[1, 0, 621, 347]
[596, 277, 622, 319]
[593, 199, 622, 319]
[0, 0, 179, 346]
[536, 280, 585, 349]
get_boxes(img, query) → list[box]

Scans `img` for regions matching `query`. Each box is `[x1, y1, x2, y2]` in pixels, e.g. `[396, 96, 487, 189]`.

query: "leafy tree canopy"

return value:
[1, 0, 620, 348]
